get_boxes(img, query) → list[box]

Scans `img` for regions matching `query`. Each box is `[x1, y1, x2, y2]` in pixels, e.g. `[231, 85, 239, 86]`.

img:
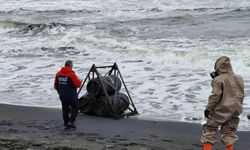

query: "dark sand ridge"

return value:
[0, 103, 249, 150]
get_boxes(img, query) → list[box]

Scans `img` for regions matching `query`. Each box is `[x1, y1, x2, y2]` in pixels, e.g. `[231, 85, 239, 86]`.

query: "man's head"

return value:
[65, 60, 73, 68]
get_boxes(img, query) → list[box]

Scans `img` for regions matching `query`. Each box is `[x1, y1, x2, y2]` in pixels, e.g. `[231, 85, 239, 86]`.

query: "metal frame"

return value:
[78, 63, 138, 118]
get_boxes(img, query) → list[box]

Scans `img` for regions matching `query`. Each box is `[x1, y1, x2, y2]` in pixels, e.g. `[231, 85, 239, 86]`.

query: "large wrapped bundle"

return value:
[94, 93, 129, 117]
[78, 75, 129, 118]
[86, 75, 121, 97]
[78, 93, 129, 117]
[78, 94, 95, 115]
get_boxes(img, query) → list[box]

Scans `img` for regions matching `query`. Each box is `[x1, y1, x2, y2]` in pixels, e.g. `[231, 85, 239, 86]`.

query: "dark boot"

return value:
[68, 121, 76, 129]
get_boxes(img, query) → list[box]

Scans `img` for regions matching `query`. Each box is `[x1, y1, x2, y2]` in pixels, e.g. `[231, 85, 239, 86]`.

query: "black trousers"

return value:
[61, 101, 78, 125]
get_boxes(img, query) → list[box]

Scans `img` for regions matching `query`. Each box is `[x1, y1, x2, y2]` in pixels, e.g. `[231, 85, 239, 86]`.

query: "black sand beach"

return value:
[0, 104, 249, 150]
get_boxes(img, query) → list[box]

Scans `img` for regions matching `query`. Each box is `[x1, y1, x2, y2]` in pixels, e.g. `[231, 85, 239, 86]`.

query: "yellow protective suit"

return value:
[201, 56, 244, 146]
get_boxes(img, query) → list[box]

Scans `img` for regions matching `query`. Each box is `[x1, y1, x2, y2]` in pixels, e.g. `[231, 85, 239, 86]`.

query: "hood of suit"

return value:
[214, 56, 233, 75]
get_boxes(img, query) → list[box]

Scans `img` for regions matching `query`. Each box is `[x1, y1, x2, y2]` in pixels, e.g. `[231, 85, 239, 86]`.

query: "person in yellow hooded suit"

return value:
[201, 56, 245, 150]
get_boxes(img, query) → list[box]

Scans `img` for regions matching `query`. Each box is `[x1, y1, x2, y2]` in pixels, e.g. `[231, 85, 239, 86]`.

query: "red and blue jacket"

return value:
[54, 67, 81, 102]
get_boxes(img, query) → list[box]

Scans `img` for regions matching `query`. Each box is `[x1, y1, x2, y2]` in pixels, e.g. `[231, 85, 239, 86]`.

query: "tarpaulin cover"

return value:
[78, 75, 129, 117]
[86, 75, 121, 97]
[78, 93, 129, 117]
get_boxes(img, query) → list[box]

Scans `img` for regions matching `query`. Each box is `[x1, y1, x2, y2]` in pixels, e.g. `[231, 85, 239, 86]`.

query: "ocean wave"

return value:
[0, 20, 27, 29]
[230, 7, 250, 12]
[206, 7, 250, 20]
[173, 6, 250, 19]
[36, 9, 101, 14]
[116, 14, 198, 26]
[223, 7, 250, 18]
[17, 23, 67, 35]
[175, 7, 224, 12]
[0, 21, 69, 36]
[0, 8, 101, 16]
[0, 8, 26, 14]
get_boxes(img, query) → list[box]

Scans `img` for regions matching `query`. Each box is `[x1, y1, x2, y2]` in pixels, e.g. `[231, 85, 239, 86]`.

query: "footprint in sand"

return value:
[149, 134, 158, 138]
[161, 139, 173, 142]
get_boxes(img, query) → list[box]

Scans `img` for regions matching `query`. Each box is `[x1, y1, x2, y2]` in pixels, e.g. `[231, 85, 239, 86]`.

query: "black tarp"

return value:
[78, 75, 129, 117]
[78, 93, 129, 117]
[86, 75, 121, 97]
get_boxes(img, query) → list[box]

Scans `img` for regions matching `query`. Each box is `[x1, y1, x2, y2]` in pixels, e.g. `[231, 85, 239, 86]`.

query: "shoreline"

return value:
[0, 103, 250, 149]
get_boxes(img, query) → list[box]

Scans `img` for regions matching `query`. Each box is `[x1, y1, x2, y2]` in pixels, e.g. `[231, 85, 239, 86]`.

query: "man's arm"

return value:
[70, 73, 81, 88]
[206, 79, 223, 111]
[54, 76, 58, 90]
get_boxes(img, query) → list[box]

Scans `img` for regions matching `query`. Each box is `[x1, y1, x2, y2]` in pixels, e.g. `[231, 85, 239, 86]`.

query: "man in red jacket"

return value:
[54, 60, 81, 129]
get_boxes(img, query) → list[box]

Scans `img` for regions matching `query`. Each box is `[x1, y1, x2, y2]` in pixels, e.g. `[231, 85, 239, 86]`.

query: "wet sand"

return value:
[0, 103, 249, 150]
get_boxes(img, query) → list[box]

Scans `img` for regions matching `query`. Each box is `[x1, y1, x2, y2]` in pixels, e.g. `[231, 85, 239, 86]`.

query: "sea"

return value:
[1, 0, 250, 131]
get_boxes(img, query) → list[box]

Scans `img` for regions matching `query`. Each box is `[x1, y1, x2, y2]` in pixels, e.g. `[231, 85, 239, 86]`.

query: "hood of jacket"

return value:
[59, 66, 73, 74]
[214, 56, 233, 75]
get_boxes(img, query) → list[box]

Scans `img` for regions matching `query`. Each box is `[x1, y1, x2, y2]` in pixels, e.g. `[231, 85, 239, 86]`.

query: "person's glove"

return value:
[204, 109, 210, 119]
